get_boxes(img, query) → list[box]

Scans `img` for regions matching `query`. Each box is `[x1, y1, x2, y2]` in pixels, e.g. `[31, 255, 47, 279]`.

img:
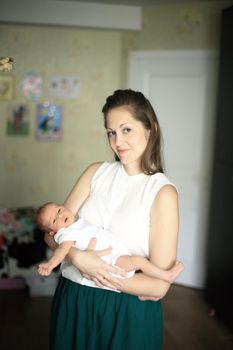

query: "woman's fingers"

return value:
[101, 272, 123, 288]
[81, 268, 120, 290]
[106, 264, 128, 278]
[70, 248, 127, 289]
[138, 295, 161, 301]
[99, 278, 118, 290]
[81, 272, 118, 290]
[93, 275, 119, 290]
[95, 246, 112, 256]
[83, 241, 127, 280]
[92, 278, 105, 289]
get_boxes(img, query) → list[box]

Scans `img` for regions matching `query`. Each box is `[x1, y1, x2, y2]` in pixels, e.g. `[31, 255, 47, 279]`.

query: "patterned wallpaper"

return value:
[0, 25, 121, 207]
[0, 0, 232, 207]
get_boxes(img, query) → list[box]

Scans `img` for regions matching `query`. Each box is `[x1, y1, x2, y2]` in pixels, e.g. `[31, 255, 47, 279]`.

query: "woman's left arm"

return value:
[150, 184, 179, 273]
[116, 184, 179, 298]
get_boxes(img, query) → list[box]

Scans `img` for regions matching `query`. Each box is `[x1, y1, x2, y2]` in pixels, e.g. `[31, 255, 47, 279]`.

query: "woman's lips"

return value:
[117, 149, 129, 156]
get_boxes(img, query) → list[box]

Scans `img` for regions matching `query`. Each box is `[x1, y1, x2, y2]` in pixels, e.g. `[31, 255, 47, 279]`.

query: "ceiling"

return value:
[56, 0, 227, 6]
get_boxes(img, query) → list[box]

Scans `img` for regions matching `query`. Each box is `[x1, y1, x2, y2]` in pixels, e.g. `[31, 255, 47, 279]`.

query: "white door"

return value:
[128, 50, 218, 288]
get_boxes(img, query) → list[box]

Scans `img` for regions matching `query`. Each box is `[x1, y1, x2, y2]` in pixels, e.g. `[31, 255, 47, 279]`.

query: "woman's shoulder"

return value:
[85, 161, 118, 171]
[152, 172, 178, 203]
[74, 162, 103, 185]
[149, 172, 176, 187]
[84, 162, 104, 175]
[82, 161, 120, 185]
[90, 161, 120, 178]
[146, 172, 178, 201]
[78, 161, 120, 196]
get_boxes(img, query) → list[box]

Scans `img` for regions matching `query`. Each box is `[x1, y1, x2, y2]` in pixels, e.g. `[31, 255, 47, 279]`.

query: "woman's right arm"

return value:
[45, 162, 102, 251]
[64, 162, 103, 215]
[45, 163, 102, 250]
[44, 162, 127, 289]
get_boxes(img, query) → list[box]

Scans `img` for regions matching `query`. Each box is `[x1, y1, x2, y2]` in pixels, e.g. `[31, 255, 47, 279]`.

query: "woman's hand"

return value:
[70, 238, 127, 290]
[138, 295, 162, 301]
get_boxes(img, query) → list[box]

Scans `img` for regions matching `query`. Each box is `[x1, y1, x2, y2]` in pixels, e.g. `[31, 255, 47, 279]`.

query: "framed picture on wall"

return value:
[0, 75, 14, 100]
[22, 72, 42, 101]
[6, 104, 30, 136]
[35, 102, 63, 141]
[49, 75, 80, 99]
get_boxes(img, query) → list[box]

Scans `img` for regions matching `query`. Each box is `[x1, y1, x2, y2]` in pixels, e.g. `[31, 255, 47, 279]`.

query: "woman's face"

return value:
[106, 107, 150, 173]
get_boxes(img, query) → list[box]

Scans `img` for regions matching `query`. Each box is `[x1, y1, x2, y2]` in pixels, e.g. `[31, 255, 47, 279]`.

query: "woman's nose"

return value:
[115, 133, 123, 146]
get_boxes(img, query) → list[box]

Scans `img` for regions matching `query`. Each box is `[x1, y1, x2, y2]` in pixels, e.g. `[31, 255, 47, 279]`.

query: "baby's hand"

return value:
[38, 262, 52, 276]
[115, 255, 136, 272]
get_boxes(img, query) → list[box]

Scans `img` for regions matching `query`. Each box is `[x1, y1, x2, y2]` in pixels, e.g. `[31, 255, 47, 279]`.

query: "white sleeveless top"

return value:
[61, 162, 176, 284]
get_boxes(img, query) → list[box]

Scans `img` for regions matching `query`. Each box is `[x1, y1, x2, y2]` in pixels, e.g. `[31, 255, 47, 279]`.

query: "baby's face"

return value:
[43, 204, 75, 233]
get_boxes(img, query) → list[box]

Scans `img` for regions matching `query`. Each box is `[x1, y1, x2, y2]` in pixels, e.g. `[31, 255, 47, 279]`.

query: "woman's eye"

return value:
[123, 128, 131, 134]
[107, 131, 115, 137]
[53, 219, 56, 224]
[58, 208, 61, 213]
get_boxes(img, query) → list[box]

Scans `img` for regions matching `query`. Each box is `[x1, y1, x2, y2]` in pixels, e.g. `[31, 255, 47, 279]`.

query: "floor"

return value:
[0, 284, 232, 350]
[162, 285, 233, 350]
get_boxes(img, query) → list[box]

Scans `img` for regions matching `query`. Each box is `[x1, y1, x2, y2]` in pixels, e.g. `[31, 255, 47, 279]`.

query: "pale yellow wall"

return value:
[121, 0, 233, 83]
[0, 25, 122, 207]
[1, 0, 232, 208]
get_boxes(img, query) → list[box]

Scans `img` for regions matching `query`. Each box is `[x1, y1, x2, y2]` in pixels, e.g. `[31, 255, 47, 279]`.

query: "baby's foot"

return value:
[167, 261, 184, 283]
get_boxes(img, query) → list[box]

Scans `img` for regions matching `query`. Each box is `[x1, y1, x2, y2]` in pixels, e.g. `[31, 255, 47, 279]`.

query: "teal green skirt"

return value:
[50, 277, 163, 350]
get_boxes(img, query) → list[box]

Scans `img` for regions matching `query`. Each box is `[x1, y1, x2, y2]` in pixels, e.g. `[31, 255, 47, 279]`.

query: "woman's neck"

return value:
[122, 163, 142, 176]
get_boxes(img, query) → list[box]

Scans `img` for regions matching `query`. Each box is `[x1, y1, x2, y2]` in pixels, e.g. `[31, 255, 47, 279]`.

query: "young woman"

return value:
[45, 89, 180, 350]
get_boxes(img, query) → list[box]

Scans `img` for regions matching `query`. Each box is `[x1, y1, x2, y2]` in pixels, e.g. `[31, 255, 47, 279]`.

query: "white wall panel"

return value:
[128, 50, 218, 288]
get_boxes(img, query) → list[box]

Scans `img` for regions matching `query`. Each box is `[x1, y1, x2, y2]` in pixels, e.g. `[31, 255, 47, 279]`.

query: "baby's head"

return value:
[36, 202, 75, 235]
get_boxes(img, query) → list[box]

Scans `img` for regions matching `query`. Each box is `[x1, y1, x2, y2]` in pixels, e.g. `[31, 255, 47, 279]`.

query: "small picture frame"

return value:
[49, 75, 80, 99]
[0, 75, 14, 100]
[6, 104, 30, 136]
[22, 72, 42, 101]
[35, 102, 63, 141]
